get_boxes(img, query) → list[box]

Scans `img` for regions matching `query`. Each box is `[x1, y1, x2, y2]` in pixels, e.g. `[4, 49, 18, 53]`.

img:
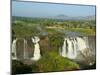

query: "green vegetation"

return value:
[12, 60, 33, 74]
[12, 22, 41, 38]
[49, 34, 63, 51]
[36, 51, 79, 72]
[12, 16, 96, 38]
[65, 28, 95, 36]
[12, 51, 79, 74]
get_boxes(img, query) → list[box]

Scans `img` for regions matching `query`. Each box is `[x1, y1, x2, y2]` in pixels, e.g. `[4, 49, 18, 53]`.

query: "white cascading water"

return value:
[67, 38, 77, 59]
[83, 37, 89, 49]
[12, 39, 17, 60]
[76, 37, 88, 51]
[31, 36, 41, 61]
[61, 37, 88, 59]
[23, 39, 28, 59]
[72, 38, 78, 56]
[61, 38, 67, 57]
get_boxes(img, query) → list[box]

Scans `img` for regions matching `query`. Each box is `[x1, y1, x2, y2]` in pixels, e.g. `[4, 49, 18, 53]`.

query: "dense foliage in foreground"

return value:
[12, 51, 79, 74]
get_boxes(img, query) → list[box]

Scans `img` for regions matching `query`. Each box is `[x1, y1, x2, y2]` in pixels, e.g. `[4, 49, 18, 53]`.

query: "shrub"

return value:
[35, 51, 79, 72]
[12, 60, 32, 74]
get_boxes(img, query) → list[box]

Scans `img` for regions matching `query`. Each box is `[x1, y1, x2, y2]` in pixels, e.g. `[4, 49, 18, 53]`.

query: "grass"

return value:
[45, 26, 95, 36]
[12, 20, 96, 37]
[66, 28, 96, 36]
[34, 51, 79, 72]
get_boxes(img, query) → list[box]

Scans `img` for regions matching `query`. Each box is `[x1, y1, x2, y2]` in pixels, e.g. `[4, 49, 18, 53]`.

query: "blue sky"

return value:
[12, 1, 96, 17]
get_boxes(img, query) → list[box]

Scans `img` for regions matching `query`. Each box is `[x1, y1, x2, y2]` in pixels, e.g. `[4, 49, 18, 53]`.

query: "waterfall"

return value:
[83, 37, 89, 49]
[23, 39, 28, 59]
[61, 38, 67, 57]
[72, 38, 78, 56]
[12, 39, 17, 60]
[76, 37, 87, 51]
[61, 37, 88, 59]
[31, 36, 41, 61]
[12, 37, 41, 60]
[66, 38, 77, 59]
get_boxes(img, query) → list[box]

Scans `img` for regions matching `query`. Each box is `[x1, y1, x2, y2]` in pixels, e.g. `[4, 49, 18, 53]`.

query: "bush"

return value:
[35, 51, 79, 72]
[12, 60, 33, 74]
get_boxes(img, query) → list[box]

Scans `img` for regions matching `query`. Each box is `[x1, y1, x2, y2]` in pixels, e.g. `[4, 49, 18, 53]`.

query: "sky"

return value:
[12, 1, 96, 17]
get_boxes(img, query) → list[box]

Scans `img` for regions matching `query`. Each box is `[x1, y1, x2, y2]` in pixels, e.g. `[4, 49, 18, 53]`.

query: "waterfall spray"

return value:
[76, 37, 87, 51]
[31, 36, 41, 61]
[61, 37, 89, 59]
[12, 39, 17, 60]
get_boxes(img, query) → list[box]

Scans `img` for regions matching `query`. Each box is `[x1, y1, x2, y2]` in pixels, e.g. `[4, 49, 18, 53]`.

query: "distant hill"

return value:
[13, 14, 95, 21]
[50, 14, 95, 20]
[85, 15, 95, 20]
